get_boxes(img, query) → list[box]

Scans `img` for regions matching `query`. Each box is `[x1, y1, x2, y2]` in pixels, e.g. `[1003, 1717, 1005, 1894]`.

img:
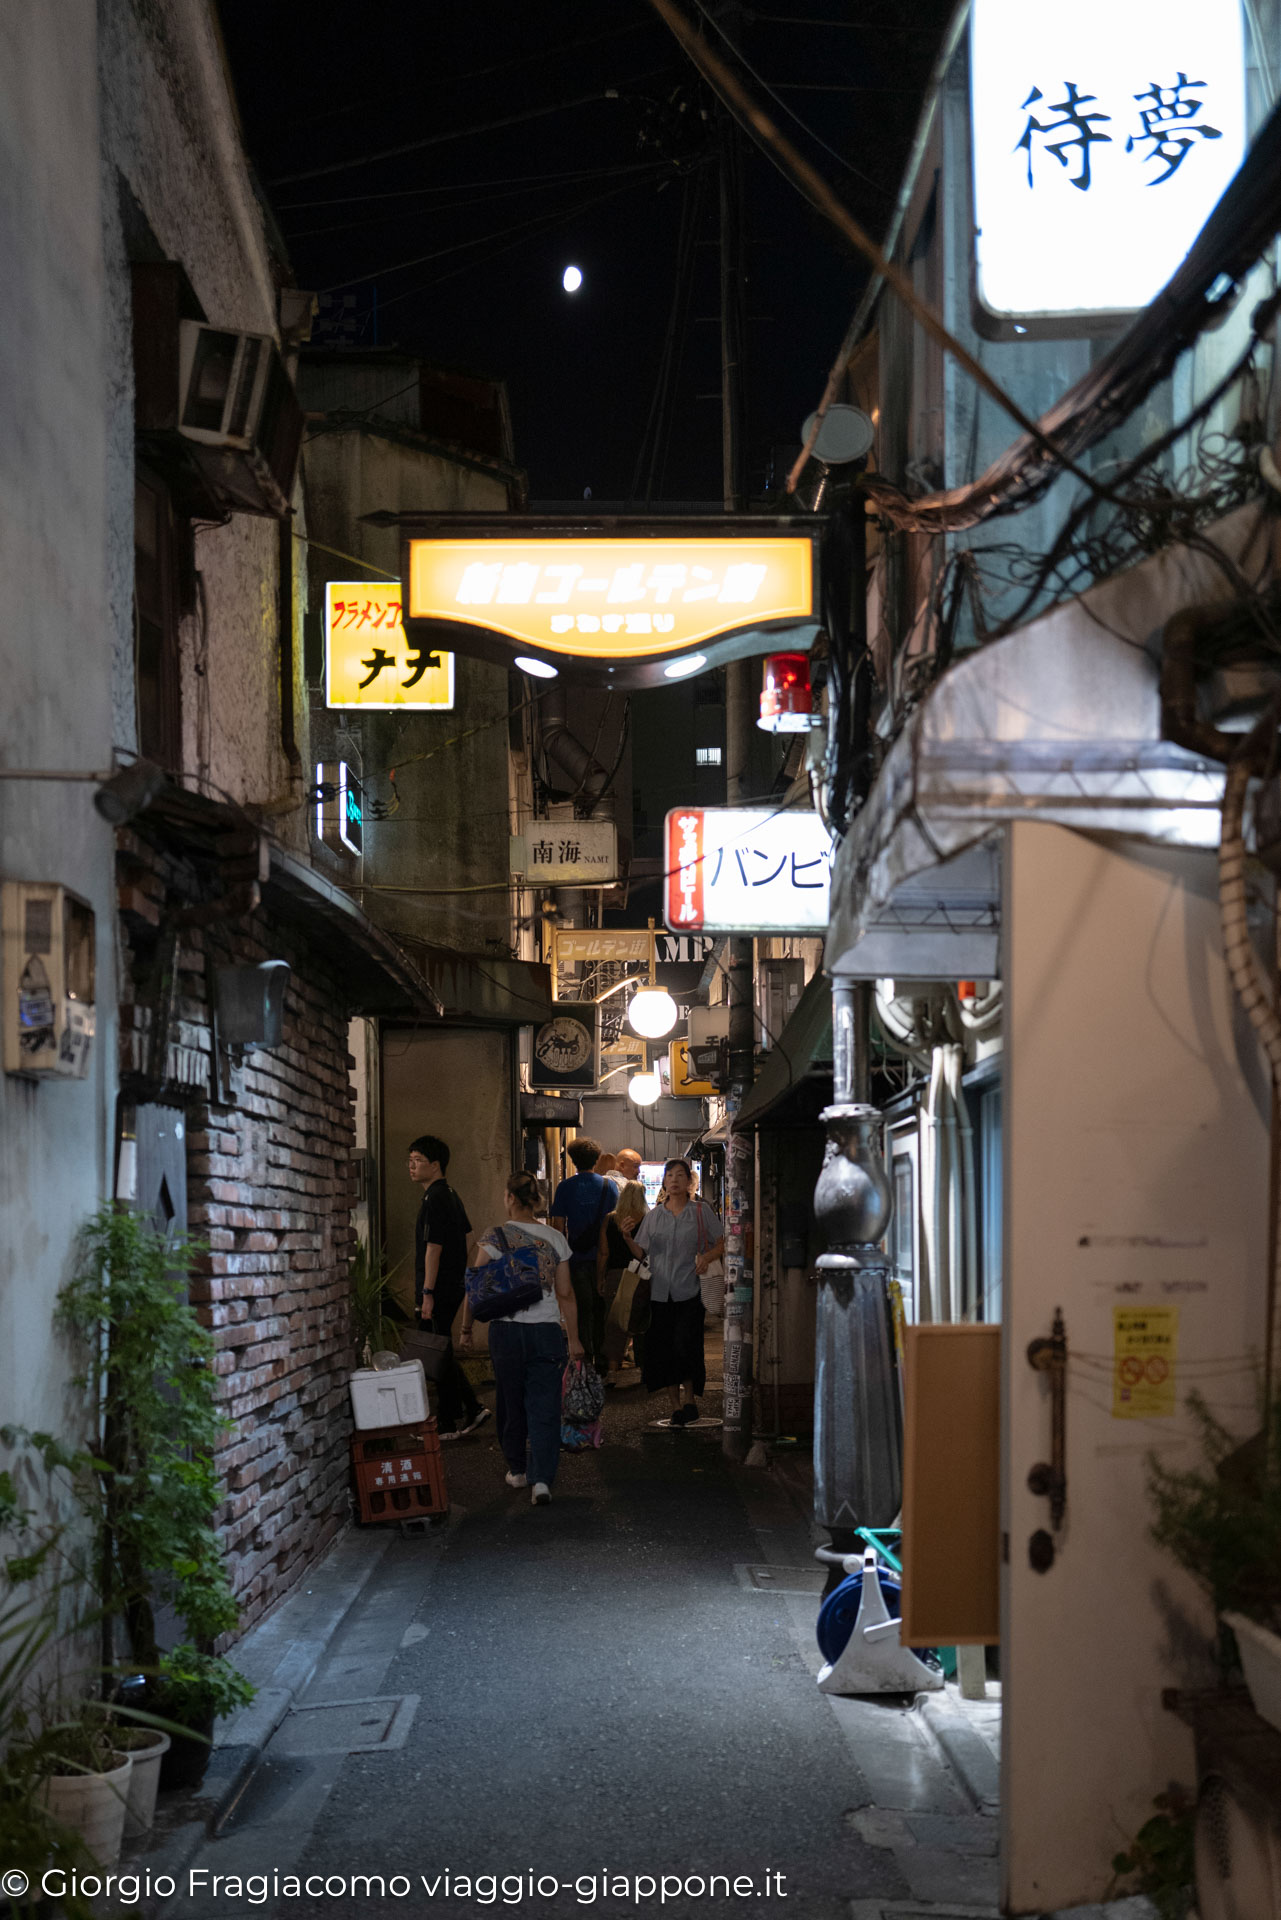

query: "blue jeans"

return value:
[487, 1319, 567, 1488]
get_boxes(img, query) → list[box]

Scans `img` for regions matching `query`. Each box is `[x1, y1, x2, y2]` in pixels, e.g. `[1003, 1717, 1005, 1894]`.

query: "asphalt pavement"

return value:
[133, 1343, 1024, 1920]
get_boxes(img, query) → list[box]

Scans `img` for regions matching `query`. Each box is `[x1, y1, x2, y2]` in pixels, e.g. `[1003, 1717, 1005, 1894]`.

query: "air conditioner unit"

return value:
[175, 320, 303, 518]
[3, 882, 96, 1078]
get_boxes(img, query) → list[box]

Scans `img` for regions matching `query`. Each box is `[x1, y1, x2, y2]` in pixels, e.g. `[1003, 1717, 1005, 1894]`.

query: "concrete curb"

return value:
[135, 1526, 394, 1883]
[913, 1688, 1001, 1817]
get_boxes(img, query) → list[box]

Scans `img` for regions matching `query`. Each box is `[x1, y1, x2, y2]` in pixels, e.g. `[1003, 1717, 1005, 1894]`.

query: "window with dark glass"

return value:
[134, 467, 182, 769]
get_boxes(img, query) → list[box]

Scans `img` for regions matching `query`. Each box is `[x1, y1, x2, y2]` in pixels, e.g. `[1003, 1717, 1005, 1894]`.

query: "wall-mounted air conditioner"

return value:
[175, 320, 304, 518]
[2, 882, 96, 1078]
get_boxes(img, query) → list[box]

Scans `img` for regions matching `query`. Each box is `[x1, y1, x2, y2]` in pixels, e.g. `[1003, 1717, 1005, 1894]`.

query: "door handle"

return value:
[1026, 1308, 1067, 1569]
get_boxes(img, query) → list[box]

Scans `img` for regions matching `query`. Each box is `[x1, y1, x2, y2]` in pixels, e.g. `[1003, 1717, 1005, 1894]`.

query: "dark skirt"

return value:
[644, 1296, 706, 1395]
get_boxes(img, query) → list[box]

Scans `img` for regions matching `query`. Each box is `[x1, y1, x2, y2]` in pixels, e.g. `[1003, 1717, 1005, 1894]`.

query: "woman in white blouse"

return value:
[632, 1158, 724, 1427]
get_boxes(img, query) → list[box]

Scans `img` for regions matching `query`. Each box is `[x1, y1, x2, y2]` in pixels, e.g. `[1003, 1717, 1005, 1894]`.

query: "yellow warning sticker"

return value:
[1112, 1305, 1179, 1418]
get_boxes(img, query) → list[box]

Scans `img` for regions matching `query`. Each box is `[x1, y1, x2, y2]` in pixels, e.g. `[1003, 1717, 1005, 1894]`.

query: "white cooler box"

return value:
[349, 1359, 429, 1430]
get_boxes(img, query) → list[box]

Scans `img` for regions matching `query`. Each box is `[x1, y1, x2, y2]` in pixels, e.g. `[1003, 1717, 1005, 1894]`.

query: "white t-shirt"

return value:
[472, 1219, 571, 1325]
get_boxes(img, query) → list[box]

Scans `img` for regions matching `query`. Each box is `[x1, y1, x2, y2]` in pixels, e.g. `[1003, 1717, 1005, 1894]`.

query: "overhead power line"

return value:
[269, 62, 683, 188]
[276, 161, 665, 215]
[690, 0, 889, 199]
[271, 92, 628, 189]
[647, 0, 1114, 510]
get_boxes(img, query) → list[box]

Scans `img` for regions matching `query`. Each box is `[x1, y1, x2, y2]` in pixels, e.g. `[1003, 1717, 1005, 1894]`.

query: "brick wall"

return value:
[117, 825, 357, 1636]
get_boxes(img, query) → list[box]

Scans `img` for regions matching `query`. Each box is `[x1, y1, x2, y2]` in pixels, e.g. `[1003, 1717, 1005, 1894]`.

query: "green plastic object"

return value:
[855, 1527, 958, 1678]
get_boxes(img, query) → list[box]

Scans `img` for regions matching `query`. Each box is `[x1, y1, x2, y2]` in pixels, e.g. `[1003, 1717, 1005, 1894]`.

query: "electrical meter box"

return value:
[3, 882, 96, 1078]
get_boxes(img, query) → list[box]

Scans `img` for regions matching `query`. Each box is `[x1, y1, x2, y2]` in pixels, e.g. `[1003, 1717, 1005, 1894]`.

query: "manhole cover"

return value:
[270, 1694, 419, 1756]
[744, 1564, 826, 1594]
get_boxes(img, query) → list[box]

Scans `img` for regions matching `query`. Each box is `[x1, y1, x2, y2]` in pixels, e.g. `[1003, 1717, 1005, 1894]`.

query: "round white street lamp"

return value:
[626, 986, 678, 1039]
[627, 1070, 661, 1107]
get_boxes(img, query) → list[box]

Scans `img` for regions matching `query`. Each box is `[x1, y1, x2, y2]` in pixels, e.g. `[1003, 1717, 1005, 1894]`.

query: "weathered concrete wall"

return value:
[0, 2, 117, 1443]
[301, 428, 515, 955]
[98, 0, 298, 816]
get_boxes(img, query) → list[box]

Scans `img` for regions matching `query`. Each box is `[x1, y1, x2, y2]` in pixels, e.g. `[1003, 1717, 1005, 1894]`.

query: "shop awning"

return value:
[137, 785, 555, 1026]
[400, 942, 558, 1028]
[265, 848, 447, 1018]
[827, 506, 1265, 981]
[735, 969, 833, 1131]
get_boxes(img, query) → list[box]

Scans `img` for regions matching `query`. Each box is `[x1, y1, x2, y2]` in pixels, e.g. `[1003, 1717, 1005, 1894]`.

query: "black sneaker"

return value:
[458, 1406, 491, 1437]
[670, 1404, 697, 1427]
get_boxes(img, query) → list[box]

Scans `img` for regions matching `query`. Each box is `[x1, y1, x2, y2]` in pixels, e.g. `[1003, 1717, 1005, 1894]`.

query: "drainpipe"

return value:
[813, 977, 900, 1584]
[540, 688, 613, 806]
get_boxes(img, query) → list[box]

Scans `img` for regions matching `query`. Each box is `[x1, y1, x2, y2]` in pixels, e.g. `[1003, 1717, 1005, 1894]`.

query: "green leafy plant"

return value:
[48, 1204, 252, 1724]
[0, 1485, 103, 1914]
[1147, 1389, 1281, 1638]
[1109, 1785, 1196, 1920]
[350, 1240, 405, 1367]
[155, 1643, 256, 1724]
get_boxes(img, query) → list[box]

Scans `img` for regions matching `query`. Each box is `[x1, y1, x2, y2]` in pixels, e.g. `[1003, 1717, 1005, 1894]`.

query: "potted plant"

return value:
[153, 1644, 254, 1792]
[350, 1239, 405, 1367]
[0, 1460, 118, 1900]
[1147, 1388, 1281, 1728]
[112, 1720, 171, 1839]
[33, 1702, 132, 1870]
[50, 1205, 254, 1787]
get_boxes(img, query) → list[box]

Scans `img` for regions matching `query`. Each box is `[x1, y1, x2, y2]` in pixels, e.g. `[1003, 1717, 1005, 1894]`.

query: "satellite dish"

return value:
[801, 403, 874, 466]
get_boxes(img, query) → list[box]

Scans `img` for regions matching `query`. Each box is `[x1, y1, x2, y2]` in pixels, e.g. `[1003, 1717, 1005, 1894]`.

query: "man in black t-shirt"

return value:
[408, 1134, 489, 1439]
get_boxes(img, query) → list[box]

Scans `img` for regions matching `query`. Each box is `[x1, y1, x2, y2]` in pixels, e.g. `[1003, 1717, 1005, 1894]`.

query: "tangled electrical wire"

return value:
[878, 326, 1281, 733]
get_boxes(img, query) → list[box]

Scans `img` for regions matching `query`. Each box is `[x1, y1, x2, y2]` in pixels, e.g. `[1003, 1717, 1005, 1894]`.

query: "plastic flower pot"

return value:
[118, 1728, 171, 1836]
[158, 1711, 215, 1792]
[1222, 1610, 1281, 1733]
[41, 1752, 133, 1867]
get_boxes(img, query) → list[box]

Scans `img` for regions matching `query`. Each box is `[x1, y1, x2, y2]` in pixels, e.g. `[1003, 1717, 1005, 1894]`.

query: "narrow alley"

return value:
[141, 1350, 1001, 1920]
[10, 6, 1281, 1917]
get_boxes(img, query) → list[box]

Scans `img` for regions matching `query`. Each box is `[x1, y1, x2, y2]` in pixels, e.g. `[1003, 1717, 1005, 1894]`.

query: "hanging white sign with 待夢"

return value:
[970, 0, 1246, 321]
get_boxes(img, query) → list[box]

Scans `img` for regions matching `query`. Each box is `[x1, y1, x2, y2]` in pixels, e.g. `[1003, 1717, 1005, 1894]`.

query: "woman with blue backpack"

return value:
[460, 1170, 582, 1507]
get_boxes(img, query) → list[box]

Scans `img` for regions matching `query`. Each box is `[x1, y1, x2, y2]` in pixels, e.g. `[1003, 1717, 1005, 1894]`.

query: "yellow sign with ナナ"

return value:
[1112, 1305, 1179, 1418]
[325, 581, 455, 709]
[406, 536, 813, 662]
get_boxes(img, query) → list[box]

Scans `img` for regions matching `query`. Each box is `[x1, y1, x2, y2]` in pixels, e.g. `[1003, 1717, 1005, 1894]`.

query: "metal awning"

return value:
[403, 943, 558, 1028]
[827, 505, 1267, 979]
[735, 969, 833, 1131]
[265, 849, 446, 1018]
[137, 785, 553, 1025]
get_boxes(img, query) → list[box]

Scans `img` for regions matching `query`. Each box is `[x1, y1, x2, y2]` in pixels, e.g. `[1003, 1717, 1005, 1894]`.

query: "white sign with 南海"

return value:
[664, 806, 832, 934]
[970, 0, 1245, 320]
[509, 821, 618, 885]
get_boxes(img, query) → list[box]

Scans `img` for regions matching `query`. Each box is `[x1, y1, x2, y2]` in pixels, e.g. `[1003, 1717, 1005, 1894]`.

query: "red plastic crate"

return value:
[355, 1470, 447, 1525]
[350, 1420, 439, 1466]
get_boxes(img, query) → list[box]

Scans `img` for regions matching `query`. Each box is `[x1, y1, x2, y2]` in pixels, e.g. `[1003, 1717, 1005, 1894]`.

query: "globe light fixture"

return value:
[628, 1069, 661, 1107]
[626, 986, 678, 1039]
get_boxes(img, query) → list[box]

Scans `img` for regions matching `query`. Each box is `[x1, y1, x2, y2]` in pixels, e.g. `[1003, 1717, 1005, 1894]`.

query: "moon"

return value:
[562, 264, 583, 293]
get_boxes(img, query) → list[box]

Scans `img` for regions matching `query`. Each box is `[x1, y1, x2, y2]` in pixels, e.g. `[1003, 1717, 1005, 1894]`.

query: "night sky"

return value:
[218, 2, 955, 503]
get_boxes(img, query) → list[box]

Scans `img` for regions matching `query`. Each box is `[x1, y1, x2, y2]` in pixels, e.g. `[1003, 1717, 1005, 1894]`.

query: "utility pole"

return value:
[719, 105, 755, 1463]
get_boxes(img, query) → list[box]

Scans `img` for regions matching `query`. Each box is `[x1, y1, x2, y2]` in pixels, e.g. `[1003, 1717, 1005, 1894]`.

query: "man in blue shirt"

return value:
[550, 1136, 613, 1371]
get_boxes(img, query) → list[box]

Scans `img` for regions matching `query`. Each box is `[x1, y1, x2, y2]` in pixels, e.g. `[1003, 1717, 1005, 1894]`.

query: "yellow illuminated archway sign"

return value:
[400, 516, 821, 688]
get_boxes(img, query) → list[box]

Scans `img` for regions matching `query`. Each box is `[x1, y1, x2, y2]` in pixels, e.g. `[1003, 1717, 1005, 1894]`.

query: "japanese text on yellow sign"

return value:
[1112, 1305, 1179, 1418]
[407, 537, 812, 661]
[326, 581, 455, 710]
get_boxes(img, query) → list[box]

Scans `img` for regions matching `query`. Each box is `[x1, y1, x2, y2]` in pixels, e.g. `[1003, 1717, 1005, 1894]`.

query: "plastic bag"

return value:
[562, 1359, 605, 1425]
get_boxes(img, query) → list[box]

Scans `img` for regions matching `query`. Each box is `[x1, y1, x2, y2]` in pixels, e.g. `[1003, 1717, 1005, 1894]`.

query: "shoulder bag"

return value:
[464, 1227, 546, 1323]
